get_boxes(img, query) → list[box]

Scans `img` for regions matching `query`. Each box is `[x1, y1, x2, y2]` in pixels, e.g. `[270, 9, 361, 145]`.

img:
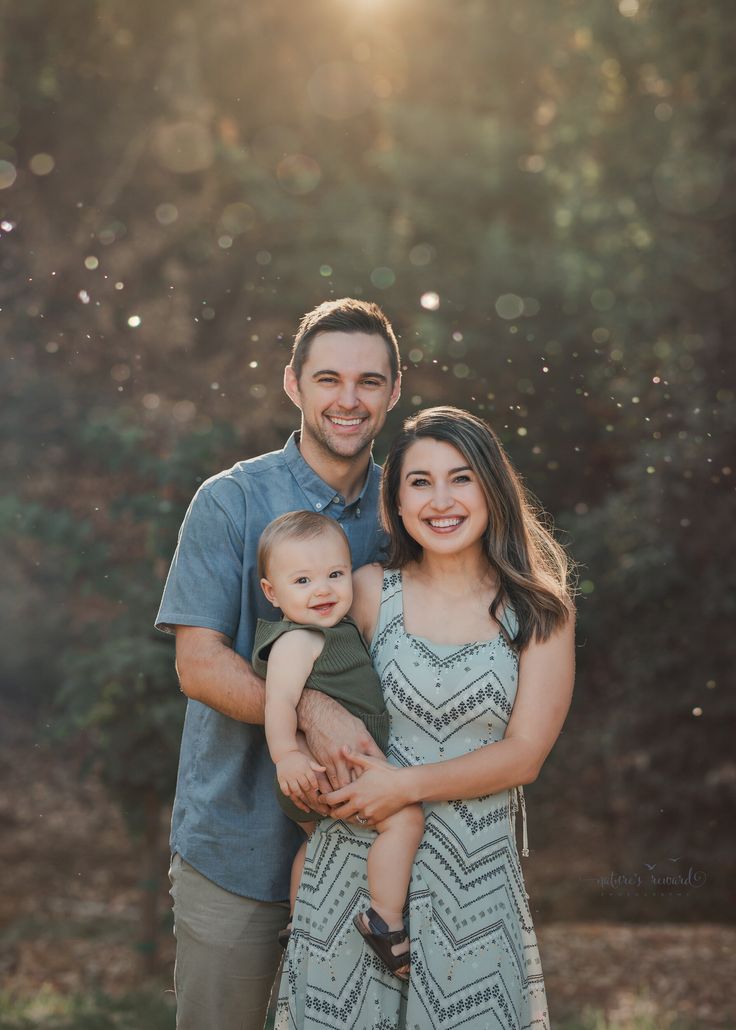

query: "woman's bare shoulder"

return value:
[353, 561, 384, 587]
[350, 563, 384, 639]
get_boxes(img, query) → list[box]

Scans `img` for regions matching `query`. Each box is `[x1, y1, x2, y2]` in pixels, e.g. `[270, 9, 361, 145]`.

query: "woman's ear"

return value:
[260, 577, 279, 607]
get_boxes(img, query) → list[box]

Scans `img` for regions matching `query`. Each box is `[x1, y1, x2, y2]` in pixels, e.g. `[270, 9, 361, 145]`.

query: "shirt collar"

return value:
[283, 432, 375, 513]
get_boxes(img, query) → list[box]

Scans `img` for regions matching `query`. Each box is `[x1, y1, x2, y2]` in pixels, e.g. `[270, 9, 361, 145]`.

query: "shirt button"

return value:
[356, 508, 361, 518]
[333, 495, 340, 504]
[315, 502, 322, 510]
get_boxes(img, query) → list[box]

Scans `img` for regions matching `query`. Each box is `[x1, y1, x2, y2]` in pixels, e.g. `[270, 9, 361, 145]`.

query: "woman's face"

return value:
[397, 437, 489, 558]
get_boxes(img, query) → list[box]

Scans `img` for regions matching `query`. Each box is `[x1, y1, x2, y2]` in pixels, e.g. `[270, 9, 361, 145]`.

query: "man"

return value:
[155, 298, 402, 1029]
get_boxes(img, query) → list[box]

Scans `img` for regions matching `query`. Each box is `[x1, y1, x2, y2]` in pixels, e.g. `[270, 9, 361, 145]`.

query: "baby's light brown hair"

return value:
[257, 510, 351, 581]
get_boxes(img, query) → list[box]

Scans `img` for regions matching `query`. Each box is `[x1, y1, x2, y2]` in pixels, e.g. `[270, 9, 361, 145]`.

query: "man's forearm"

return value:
[175, 630, 266, 723]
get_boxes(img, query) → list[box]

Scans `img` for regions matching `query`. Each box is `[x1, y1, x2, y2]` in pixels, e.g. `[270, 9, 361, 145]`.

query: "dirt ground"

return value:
[1, 707, 734, 1027]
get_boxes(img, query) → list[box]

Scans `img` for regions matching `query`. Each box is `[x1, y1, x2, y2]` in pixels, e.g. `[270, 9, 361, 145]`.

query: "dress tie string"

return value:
[510, 785, 529, 858]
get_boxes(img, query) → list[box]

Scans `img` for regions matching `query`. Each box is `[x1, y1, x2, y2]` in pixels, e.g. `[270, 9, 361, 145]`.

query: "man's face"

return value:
[284, 331, 400, 462]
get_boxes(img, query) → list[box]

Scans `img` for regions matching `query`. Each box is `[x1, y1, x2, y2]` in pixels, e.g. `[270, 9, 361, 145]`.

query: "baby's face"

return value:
[261, 531, 353, 628]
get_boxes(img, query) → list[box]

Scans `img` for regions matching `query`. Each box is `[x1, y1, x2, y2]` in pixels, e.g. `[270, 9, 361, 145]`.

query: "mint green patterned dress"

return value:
[275, 569, 549, 1030]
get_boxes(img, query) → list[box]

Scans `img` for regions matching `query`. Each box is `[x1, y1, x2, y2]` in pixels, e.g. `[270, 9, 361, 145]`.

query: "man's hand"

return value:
[297, 690, 384, 790]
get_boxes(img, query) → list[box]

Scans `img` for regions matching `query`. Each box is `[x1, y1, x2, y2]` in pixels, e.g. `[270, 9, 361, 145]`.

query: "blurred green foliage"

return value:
[1, 0, 734, 923]
[0, 987, 175, 1030]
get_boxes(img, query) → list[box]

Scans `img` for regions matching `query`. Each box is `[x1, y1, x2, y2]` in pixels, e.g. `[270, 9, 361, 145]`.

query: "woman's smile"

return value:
[424, 516, 465, 532]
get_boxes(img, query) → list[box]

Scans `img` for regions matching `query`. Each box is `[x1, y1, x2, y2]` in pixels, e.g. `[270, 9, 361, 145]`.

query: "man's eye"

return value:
[317, 376, 338, 384]
[361, 379, 382, 387]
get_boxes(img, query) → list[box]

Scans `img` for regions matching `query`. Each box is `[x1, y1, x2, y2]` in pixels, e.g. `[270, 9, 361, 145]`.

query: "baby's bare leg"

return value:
[361, 804, 424, 962]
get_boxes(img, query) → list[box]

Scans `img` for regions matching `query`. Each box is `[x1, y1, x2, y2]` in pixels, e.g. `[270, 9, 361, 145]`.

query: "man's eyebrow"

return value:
[311, 368, 388, 381]
[404, 466, 473, 479]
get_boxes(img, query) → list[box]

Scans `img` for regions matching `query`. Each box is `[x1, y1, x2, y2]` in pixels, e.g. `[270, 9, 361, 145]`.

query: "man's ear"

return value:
[387, 370, 402, 412]
[260, 578, 279, 607]
[283, 365, 302, 409]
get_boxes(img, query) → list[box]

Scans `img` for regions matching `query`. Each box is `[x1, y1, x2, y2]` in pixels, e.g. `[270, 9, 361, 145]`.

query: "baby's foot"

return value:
[354, 908, 410, 981]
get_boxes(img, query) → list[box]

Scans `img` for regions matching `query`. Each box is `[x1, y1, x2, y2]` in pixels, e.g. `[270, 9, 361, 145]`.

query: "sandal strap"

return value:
[365, 907, 408, 945]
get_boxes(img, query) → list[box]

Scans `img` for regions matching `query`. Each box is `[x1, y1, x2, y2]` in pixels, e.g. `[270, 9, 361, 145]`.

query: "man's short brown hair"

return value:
[290, 298, 400, 383]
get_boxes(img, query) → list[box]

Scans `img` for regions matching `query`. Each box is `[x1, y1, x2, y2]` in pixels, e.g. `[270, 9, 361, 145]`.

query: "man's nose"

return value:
[336, 383, 359, 410]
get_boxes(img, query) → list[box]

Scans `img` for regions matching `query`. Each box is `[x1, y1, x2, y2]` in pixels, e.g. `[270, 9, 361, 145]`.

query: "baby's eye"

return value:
[329, 570, 344, 579]
[295, 576, 310, 585]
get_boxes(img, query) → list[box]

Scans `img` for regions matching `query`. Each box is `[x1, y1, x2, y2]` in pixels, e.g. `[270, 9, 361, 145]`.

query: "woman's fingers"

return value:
[330, 800, 361, 821]
[341, 746, 389, 771]
[322, 783, 349, 806]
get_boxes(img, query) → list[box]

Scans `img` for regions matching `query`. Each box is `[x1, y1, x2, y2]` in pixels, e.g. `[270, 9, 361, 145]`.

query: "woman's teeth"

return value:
[427, 517, 463, 528]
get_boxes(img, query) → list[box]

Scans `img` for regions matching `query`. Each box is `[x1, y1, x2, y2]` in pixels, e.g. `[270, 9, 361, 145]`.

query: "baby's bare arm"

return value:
[264, 629, 325, 764]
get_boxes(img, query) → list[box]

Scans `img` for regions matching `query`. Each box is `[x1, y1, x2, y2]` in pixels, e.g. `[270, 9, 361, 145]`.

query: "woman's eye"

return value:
[454, 475, 471, 484]
[409, 477, 429, 487]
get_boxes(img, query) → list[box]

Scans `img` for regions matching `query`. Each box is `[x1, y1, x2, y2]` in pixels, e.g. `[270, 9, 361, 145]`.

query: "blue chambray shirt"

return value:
[155, 433, 387, 901]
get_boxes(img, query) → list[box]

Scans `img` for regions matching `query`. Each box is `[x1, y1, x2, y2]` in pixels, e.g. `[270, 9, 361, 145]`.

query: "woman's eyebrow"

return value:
[404, 465, 472, 478]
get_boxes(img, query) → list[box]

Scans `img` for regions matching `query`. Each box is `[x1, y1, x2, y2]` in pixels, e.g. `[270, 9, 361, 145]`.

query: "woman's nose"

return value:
[430, 486, 453, 510]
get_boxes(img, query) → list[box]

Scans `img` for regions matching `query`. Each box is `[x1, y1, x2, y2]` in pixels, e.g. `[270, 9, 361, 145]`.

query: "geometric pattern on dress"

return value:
[276, 569, 550, 1029]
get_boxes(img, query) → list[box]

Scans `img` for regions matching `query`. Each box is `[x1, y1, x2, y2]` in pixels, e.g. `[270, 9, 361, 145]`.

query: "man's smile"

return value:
[326, 415, 368, 428]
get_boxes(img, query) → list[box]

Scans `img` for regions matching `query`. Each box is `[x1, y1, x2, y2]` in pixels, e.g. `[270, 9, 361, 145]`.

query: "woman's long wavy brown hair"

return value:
[381, 406, 575, 650]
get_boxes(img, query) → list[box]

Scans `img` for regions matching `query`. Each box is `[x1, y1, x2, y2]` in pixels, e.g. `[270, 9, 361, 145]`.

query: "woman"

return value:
[275, 406, 575, 1030]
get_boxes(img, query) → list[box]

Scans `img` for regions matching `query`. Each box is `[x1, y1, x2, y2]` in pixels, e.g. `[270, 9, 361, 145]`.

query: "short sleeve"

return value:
[155, 482, 245, 638]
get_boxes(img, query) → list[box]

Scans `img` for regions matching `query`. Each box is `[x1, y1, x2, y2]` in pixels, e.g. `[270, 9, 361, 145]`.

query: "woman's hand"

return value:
[297, 691, 384, 790]
[322, 747, 416, 825]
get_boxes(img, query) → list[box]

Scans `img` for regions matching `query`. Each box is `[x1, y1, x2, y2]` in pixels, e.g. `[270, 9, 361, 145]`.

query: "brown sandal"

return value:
[353, 907, 410, 982]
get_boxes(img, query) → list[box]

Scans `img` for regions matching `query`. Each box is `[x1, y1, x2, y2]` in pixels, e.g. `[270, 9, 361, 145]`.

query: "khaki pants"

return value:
[169, 853, 289, 1030]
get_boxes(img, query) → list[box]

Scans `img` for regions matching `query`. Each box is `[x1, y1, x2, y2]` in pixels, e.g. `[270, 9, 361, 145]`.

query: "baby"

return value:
[252, 510, 424, 981]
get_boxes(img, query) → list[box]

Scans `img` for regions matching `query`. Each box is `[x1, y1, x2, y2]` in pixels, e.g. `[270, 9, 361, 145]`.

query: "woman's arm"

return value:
[349, 562, 384, 645]
[325, 614, 575, 824]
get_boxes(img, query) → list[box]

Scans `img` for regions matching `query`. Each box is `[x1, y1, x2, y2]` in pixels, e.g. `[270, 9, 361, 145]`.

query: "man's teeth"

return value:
[428, 517, 463, 528]
[328, 416, 364, 426]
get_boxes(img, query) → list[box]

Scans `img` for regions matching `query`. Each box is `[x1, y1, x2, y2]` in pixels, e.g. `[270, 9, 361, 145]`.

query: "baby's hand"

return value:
[276, 750, 327, 800]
